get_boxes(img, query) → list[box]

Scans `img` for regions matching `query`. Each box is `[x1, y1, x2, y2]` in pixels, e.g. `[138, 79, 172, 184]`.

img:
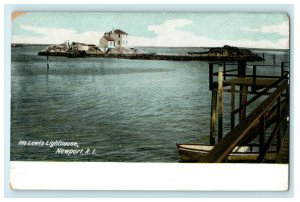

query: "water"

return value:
[10, 46, 289, 162]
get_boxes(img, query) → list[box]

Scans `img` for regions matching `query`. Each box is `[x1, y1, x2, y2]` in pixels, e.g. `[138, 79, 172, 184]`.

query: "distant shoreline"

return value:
[135, 46, 289, 52]
[11, 43, 52, 46]
[11, 43, 289, 52]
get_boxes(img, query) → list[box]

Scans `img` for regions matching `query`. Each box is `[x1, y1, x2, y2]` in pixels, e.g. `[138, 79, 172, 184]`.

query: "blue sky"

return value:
[11, 12, 289, 49]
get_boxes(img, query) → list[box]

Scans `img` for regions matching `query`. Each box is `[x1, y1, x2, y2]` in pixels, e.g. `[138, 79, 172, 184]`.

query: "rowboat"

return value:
[176, 143, 277, 162]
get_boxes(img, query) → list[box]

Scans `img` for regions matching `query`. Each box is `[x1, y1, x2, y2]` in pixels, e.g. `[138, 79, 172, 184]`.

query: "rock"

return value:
[190, 45, 264, 61]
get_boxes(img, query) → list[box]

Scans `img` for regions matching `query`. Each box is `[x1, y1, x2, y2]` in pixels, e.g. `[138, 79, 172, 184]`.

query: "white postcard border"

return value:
[3, 2, 296, 197]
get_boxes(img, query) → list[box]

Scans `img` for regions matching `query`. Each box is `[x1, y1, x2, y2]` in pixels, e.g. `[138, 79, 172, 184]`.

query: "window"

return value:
[119, 34, 121, 38]
[118, 41, 120, 45]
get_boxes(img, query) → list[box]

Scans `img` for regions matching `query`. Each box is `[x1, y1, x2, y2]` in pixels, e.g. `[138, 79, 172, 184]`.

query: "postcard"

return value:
[10, 11, 290, 191]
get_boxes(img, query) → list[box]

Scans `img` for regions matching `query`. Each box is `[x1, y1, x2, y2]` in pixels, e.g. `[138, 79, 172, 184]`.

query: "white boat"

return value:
[176, 143, 277, 162]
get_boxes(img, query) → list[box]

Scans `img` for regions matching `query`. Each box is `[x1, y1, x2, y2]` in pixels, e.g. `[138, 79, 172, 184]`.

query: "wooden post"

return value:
[252, 65, 257, 92]
[209, 63, 213, 90]
[286, 78, 290, 108]
[223, 62, 226, 80]
[259, 115, 265, 155]
[239, 86, 248, 122]
[218, 64, 223, 142]
[238, 60, 247, 122]
[231, 85, 235, 130]
[47, 54, 49, 70]
[262, 53, 265, 60]
[281, 62, 284, 77]
[210, 90, 217, 145]
[238, 60, 246, 77]
[273, 54, 276, 65]
[276, 96, 282, 152]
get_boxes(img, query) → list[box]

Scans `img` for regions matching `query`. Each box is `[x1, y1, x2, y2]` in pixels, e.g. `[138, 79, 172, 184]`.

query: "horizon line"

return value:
[10, 43, 290, 51]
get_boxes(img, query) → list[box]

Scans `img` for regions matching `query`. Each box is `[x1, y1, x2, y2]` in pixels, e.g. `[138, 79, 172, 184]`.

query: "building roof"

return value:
[107, 29, 128, 35]
[103, 36, 115, 41]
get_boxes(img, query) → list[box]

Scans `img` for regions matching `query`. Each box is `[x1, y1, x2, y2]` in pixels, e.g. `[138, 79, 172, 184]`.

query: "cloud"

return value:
[128, 19, 289, 49]
[12, 24, 103, 45]
[148, 19, 192, 35]
[242, 21, 289, 36]
[129, 19, 197, 47]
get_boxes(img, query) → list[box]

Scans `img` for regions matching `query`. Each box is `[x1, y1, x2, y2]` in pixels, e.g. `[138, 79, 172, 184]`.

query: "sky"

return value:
[11, 12, 289, 49]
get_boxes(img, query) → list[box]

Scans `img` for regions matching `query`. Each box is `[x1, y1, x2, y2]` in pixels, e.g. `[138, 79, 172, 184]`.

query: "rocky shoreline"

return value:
[37, 45, 264, 62]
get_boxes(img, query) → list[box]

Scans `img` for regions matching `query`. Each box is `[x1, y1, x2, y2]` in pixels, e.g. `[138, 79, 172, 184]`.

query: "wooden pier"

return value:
[178, 60, 289, 163]
[204, 60, 289, 163]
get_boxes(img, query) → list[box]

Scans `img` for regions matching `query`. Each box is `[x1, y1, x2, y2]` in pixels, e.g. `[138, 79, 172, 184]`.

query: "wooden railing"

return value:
[230, 75, 288, 130]
[200, 78, 289, 163]
[208, 62, 289, 91]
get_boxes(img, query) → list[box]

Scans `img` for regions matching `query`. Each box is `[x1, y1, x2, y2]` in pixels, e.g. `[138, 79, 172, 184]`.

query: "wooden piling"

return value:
[210, 90, 217, 145]
[252, 65, 257, 92]
[281, 62, 284, 77]
[209, 63, 213, 90]
[238, 60, 246, 77]
[276, 96, 282, 151]
[259, 115, 265, 154]
[239, 86, 248, 122]
[218, 64, 223, 142]
[230, 85, 235, 130]
[47, 54, 49, 70]
[238, 60, 247, 122]
[223, 62, 226, 80]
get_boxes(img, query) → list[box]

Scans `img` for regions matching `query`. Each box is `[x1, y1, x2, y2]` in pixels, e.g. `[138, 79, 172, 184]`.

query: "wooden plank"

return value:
[223, 86, 274, 96]
[223, 78, 277, 87]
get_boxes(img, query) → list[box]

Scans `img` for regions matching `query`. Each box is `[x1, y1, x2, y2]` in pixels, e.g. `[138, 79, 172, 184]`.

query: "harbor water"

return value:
[10, 46, 289, 162]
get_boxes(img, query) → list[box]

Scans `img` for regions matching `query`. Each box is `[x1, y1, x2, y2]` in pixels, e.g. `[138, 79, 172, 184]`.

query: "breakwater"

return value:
[37, 45, 265, 62]
[37, 51, 263, 62]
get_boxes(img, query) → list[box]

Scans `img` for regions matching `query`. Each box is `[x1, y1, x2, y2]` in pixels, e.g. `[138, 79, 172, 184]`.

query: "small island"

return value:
[37, 28, 264, 62]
